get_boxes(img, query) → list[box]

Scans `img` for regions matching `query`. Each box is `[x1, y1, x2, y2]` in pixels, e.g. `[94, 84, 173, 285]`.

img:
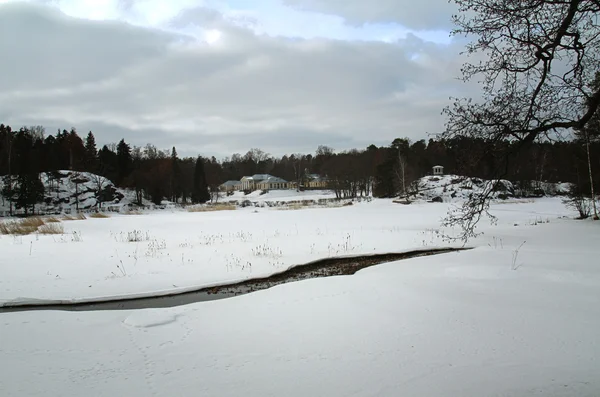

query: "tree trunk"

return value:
[585, 133, 598, 220]
[7, 137, 13, 216]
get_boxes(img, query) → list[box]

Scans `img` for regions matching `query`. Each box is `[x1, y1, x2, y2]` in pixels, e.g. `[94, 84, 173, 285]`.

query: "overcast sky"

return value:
[0, 0, 476, 158]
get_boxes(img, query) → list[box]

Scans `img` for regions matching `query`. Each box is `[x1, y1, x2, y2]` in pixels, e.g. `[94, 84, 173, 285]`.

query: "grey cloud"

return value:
[283, 0, 457, 31]
[0, 2, 474, 158]
[0, 2, 177, 91]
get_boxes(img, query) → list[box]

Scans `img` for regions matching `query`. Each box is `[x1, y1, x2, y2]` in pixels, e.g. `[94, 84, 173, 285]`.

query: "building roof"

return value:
[306, 174, 327, 182]
[261, 176, 288, 184]
[220, 180, 242, 187]
[242, 174, 287, 183]
[433, 165, 444, 168]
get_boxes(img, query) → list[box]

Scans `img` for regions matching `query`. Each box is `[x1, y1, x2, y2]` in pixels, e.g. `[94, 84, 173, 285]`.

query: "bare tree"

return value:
[69, 172, 90, 212]
[443, 0, 600, 238]
[395, 150, 407, 198]
[584, 129, 598, 219]
[89, 173, 111, 210]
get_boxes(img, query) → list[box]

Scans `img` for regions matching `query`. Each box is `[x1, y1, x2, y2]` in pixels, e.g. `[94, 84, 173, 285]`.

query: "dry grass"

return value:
[187, 204, 237, 212]
[19, 217, 45, 228]
[90, 212, 110, 218]
[277, 203, 308, 211]
[38, 223, 65, 235]
[277, 201, 345, 211]
[0, 221, 38, 235]
[44, 216, 61, 223]
[63, 213, 87, 221]
[0, 216, 54, 235]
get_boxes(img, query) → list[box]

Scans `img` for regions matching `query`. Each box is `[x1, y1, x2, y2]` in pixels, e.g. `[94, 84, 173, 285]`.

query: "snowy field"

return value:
[226, 188, 337, 202]
[0, 198, 570, 305]
[1, 198, 599, 396]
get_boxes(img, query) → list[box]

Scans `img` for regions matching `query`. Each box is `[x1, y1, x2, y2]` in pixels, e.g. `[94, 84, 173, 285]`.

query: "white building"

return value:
[240, 174, 289, 191]
[432, 165, 444, 176]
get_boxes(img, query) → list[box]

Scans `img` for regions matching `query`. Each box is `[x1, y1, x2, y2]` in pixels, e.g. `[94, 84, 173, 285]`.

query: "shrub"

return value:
[563, 185, 595, 219]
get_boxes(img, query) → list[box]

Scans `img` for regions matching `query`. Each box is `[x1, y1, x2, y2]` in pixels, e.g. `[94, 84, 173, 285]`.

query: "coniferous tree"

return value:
[191, 156, 210, 204]
[84, 131, 98, 171]
[116, 139, 132, 186]
[98, 145, 118, 183]
[66, 128, 85, 171]
[171, 147, 182, 203]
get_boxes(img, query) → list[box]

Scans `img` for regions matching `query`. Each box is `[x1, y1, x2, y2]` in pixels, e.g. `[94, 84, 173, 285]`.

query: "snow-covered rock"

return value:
[409, 174, 572, 203]
[0, 170, 124, 215]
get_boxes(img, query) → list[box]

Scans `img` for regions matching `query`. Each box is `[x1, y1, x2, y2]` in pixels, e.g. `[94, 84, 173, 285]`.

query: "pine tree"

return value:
[191, 156, 210, 204]
[373, 148, 397, 198]
[84, 131, 98, 172]
[67, 128, 85, 171]
[116, 139, 132, 186]
[171, 147, 181, 203]
[7, 174, 45, 216]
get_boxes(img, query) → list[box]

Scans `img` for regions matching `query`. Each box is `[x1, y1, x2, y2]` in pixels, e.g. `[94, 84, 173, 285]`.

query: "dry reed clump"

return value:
[37, 223, 65, 234]
[19, 217, 45, 228]
[0, 216, 65, 235]
[44, 217, 61, 223]
[0, 221, 38, 235]
[90, 212, 110, 218]
[187, 204, 237, 212]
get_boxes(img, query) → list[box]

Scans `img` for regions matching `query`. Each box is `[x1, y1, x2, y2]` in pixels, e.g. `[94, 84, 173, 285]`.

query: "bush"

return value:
[563, 185, 594, 219]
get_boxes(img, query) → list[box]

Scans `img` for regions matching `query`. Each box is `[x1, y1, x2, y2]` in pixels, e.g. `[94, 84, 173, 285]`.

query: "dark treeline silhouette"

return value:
[1, 124, 598, 208]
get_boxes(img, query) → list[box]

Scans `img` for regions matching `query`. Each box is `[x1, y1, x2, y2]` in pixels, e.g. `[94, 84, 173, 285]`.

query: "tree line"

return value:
[0, 123, 598, 212]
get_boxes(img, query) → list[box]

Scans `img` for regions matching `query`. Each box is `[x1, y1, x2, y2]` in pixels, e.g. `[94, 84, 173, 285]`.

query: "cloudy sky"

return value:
[0, 0, 475, 158]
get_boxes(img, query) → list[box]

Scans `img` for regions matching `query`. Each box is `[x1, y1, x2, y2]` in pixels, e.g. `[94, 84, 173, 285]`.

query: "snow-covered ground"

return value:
[0, 198, 569, 305]
[1, 198, 599, 396]
[224, 188, 338, 203]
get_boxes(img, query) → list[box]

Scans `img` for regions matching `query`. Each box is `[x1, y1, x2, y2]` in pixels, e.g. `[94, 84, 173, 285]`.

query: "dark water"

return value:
[0, 248, 468, 313]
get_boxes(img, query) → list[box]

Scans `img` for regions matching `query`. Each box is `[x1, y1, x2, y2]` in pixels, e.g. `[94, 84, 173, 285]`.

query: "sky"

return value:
[0, 0, 477, 158]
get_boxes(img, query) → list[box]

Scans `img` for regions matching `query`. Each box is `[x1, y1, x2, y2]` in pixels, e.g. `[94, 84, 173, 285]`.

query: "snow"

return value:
[0, 198, 599, 396]
[1, 201, 599, 396]
[0, 198, 571, 306]
[411, 174, 571, 202]
[224, 188, 338, 203]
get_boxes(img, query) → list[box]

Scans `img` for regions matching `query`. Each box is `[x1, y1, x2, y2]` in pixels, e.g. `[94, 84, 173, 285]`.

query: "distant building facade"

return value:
[432, 165, 444, 176]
